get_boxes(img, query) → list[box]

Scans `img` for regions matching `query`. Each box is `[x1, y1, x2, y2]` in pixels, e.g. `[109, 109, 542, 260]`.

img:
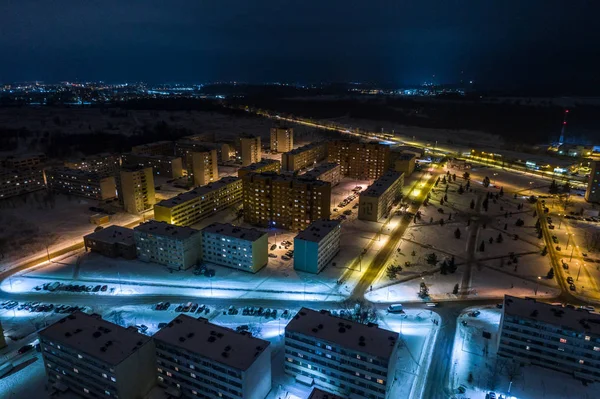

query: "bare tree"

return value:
[583, 231, 600, 252]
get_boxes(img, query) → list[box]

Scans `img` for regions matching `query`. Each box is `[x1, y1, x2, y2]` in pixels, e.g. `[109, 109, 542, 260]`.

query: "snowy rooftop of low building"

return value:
[361, 170, 403, 198]
[202, 222, 266, 242]
[295, 219, 341, 243]
[286, 141, 325, 155]
[308, 388, 346, 399]
[238, 159, 280, 172]
[301, 163, 340, 179]
[84, 225, 135, 246]
[134, 220, 200, 239]
[503, 295, 600, 335]
[39, 311, 151, 366]
[155, 176, 240, 208]
[153, 314, 270, 371]
[286, 308, 399, 360]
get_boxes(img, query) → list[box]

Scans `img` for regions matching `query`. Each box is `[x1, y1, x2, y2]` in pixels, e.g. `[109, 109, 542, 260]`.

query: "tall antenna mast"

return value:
[558, 109, 569, 145]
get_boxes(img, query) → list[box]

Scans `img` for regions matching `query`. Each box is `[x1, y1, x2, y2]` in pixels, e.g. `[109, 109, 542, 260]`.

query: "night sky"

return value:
[1, 1, 599, 92]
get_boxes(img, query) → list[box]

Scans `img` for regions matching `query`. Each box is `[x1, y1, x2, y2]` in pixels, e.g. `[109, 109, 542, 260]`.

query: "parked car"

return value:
[566, 277, 574, 284]
[469, 310, 481, 317]
[270, 244, 277, 251]
[17, 345, 34, 355]
[101, 285, 108, 291]
[570, 284, 576, 291]
[268, 253, 277, 258]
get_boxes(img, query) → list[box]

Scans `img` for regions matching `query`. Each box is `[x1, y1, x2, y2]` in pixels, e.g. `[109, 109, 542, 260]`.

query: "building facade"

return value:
[285, 308, 399, 399]
[240, 135, 261, 166]
[270, 127, 294, 153]
[390, 152, 416, 177]
[327, 141, 390, 180]
[118, 166, 156, 214]
[237, 159, 281, 178]
[242, 172, 331, 231]
[282, 142, 328, 172]
[308, 388, 346, 399]
[122, 153, 184, 179]
[134, 221, 202, 271]
[154, 314, 271, 399]
[498, 295, 600, 382]
[132, 140, 174, 156]
[358, 171, 404, 222]
[83, 225, 136, 259]
[3, 153, 46, 169]
[64, 154, 121, 178]
[201, 223, 268, 273]
[301, 163, 342, 186]
[154, 177, 243, 226]
[294, 220, 341, 274]
[39, 312, 156, 399]
[585, 160, 600, 203]
[46, 167, 117, 200]
[191, 150, 219, 187]
[0, 167, 46, 199]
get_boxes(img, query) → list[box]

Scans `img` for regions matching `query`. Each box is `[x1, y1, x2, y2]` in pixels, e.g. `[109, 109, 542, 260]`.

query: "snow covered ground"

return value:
[449, 306, 599, 399]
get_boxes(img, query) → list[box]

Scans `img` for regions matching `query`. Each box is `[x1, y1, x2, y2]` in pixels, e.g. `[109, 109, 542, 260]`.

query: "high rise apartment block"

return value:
[285, 308, 399, 399]
[294, 219, 341, 274]
[46, 167, 117, 200]
[134, 221, 202, 271]
[327, 141, 390, 180]
[282, 142, 327, 172]
[154, 314, 271, 399]
[117, 166, 156, 214]
[154, 176, 242, 226]
[301, 163, 342, 186]
[0, 167, 46, 199]
[240, 135, 262, 166]
[358, 171, 404, 222]
[39, 312, 156, 399]
[237, 159, 281, 178]
[122, 153, 184, 179]
[64, 153, 121, 177]
[131, 140, 174, 156]
[201, 223, 268, 273]
[3, 152, 46, 169]
[585, 160, 600, 203]
[242, 172, 331, 231]
[270, 127, 294, 153]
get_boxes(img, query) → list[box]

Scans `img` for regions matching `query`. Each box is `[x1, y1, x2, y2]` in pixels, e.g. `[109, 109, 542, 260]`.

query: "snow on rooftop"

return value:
[301, 163, 340, 180]
[504, 295, 600, 335]
[202, 222, 266, 242]
[238, 159, 280, 172]
[361, 170, 403, 197]
[38, 311, 152, 366]
[155, 176, 240, 208]
[295, 219, 341, 243]
[84, 225, 135, 246]
[286, 308, 399, 360]
[134, 220, 200, 239]
[153, 314, 270, 371]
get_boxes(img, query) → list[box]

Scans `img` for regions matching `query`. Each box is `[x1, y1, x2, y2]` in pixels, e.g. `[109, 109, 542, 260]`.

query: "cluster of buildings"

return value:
[358, 171, 404, 222]
[0, 153, 46, 199]
[39, 306, 400, 399]
[585, 160, 599, 203]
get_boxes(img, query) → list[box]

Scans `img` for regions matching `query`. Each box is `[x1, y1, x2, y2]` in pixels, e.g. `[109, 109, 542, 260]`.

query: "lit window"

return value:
[78, 354, 83, 359]
[326, 345, 332, 350]
[377, 379, 384, 384]
[102, 373, 108, 378]
[110, 377, 116, 382]
[105, 390, 111, 396]
[84, 388, 90, 394]
[191, 373, 196, 378]
[585, 336, 591, 341]
[74, 368, 79, 373]
[579, 359, 585, 364]
[526, 346, 530, 350]
[594, 347, 600, 352]
[560, 338, 567, 343]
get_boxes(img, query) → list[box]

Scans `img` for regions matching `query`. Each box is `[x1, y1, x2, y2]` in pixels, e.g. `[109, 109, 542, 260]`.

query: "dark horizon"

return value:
[1, 1, 600, 94]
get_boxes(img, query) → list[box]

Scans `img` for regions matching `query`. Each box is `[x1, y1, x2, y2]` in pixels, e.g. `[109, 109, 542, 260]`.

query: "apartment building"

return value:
[3, 152, 46, 169]
[390, 151, 416, 177]
[83, 225, 136, 259]
[270, 126, 294, 153]
[294, 220, 341, 274]
[64, 153, 121, 177]
[285, 308, 399, 399]
[131, 140, 174, 156]
[134, 221, 202, 271]
[237, 159, 281, 178]
[585, 160, 600, 203]
[154, 176, 243, 226]
[154, 314, 271, 399]
[240, 135, 262, 166]
[175, 139, 217, 173]
[282, 142, 328, 172]
[358, 171, 404, 222]
[117, 166, 156, 214]
[242, 172, 331, 231]
[498, 295, 600, 382]
[0, 167, 46, 199]
[46, 167, 117, 200]
[308, 388, 346, 399]
[201, 223, 268, 273]
[327, 141, 390, 180]
[39, 312, 156, 399]
[301, 163, 342, 186]
[0, 320, 6, 349]
[221, 143, 236, 162]
[122, 153, 184, 179]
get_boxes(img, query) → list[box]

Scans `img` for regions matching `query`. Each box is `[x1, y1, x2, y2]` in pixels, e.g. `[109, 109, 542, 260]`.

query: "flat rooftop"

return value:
[503, 295, 600, 335]
[47, 166, 106, 180]
[238, 159, 280, 172]
[153, 314, 270, 371]
[308, 388, 346, 399]
[84, 225, 135, 246]
[286, 308, 398, 360]
[39, 311, 152, 366]
[295, 219, 341, 243]
[286, 141, 325, 155]
[361, 170, 403, 198]
[202, 222, 266, 242]
[134, 220, 200, 239]
[301, 163, 340, 179]
[155, 176, 240, 208]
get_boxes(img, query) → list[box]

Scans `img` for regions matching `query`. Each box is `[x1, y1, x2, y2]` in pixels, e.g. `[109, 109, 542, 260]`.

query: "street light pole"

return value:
[570, 246, 576, 261]
[577, 263, 583, 281]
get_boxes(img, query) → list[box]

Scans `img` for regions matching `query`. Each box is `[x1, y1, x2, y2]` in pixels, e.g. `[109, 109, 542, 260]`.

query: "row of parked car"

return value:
[0, 301, 87, 314]
[154, 301, 211, 315]
[333, 187, 362, 212]
[35, 282, 109, 293]
[240, 306, 284, 318]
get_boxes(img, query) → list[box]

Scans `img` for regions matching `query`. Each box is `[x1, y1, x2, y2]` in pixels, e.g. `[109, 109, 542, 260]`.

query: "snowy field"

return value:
[449, 306, 598, 399]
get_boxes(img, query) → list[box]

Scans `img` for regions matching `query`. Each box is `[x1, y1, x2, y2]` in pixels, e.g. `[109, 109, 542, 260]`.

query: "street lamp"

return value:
[577, 262, 584, 281]
[566, 233, 573, 249]
[570, 245, 578, 262]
